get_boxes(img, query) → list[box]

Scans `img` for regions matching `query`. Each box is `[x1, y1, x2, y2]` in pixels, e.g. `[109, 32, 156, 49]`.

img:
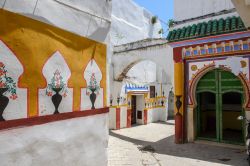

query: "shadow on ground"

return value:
[110, 122, 247, 166]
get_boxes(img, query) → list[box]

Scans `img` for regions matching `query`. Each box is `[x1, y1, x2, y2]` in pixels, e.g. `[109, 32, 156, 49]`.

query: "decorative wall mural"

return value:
[46, 70, 68, 114]
[40, 51, 73, 116]
[0, 10, 107, 122]
[0, 41, 27, 121]
[87, 73, 100, 109]
[0, 62, 17, 121]
[82, 59, 103, 110]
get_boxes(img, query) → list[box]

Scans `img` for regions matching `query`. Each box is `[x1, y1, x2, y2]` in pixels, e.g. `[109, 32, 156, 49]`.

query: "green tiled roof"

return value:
[167, 16, 246, 42]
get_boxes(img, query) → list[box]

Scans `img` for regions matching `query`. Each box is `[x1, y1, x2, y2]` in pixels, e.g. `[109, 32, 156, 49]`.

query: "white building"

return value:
[108, 0, 174, 129]
[109, 38, 174, 129]
[0, 1, 111, 165]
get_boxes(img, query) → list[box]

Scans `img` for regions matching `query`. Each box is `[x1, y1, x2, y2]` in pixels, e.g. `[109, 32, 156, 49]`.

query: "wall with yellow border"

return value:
[0, 9, 106, 120]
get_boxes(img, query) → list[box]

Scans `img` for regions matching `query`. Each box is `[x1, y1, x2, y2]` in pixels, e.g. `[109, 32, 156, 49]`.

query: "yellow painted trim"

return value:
[110, 104, 128, 108]
[0, 9, 107, 117]
[174, 63, 184, 96]
[146, 106, 165, 110]
[119, 104, 128, 107]
[174, 62, 184, 115]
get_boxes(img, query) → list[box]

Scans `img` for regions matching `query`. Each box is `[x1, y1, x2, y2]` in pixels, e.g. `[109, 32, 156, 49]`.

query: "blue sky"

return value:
[133, 0, 174, 26]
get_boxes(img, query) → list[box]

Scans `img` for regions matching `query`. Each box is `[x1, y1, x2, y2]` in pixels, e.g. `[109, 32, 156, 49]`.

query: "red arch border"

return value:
[188, 63, 250, 110]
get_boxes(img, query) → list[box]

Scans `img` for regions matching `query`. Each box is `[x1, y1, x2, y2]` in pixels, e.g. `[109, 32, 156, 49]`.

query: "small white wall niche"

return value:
[39, 51, 73, 115]
[0, 40, 27, 120]
[82, 59, 103, 110]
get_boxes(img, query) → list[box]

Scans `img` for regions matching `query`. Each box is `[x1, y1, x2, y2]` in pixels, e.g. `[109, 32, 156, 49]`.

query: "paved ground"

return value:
[108, 121, 248, 166]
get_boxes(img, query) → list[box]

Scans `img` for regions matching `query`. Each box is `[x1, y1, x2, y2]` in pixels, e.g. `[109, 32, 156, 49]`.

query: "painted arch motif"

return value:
[81, 59, 103, 110]
[0, 40, 27, 120]
[188, 56, 250, 110]
[39, 51, 73, 115]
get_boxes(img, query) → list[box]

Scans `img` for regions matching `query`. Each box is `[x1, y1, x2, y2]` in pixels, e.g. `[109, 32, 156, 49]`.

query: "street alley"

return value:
[108, 121, 247, 166]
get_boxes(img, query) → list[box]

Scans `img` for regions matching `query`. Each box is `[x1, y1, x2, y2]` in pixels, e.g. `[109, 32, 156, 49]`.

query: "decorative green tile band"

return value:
[167, 16, 246, 42]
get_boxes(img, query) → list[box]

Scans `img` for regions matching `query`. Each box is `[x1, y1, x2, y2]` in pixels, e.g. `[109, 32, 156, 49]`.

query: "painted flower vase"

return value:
[175, 95, 182, 111]
[90, 88, 96, 109]
[161, 100, 164, 106]
[52, 88, 62, 114]
[0, 88, 9, 121]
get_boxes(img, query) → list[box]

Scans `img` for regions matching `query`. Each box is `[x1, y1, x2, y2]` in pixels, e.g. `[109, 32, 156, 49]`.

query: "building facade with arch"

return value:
[168, 14, 250, 145]
[109, 39, 175, 129]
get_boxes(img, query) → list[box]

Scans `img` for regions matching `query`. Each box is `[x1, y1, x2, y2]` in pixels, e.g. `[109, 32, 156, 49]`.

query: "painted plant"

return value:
[87, 73, 100, 109]
[0, 62, 17, 121]
[46, 69, 68, 114]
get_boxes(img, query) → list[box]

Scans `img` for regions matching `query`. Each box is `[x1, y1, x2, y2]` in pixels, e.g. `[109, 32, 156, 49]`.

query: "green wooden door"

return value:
[196, 69, 244, 144]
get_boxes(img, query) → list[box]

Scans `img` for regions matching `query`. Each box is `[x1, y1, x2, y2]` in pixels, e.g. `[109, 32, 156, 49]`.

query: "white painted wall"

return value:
[174, 0, 235, 21]
[111, 0, 162, 46]
[147, 107, 166, 123]
[1, 0, 112, 43]
[0, 113, 109, 166]
[120, 106, 127, 128]
[113, 40, 173, 85]
[167, 90, 175, 119]
[109, 107, 117, 129]
[172, 0, 239, 31]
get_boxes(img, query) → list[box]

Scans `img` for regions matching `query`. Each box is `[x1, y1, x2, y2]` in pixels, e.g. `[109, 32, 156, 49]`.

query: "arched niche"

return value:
[81, 59, 103, 110]
[0, 40, 27, 120]
[39, 51, 73, 115]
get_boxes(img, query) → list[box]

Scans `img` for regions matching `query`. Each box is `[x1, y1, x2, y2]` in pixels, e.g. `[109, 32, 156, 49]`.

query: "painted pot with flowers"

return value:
[87, 73, 100, 109]
[0, 62, 17, 121]
[46, 70, 68, 114]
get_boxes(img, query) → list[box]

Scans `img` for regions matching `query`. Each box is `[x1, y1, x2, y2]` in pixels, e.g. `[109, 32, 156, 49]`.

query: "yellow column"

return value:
[174, 62, 184, 144]
[174, 62, 184, 114]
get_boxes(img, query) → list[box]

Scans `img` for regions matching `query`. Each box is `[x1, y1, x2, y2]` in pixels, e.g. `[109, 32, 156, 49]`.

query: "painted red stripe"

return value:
[144, 109, 148, 125]
[116, 108, 120, 129]
[127, 109, 131, 128]
[0, 107, 109, 131]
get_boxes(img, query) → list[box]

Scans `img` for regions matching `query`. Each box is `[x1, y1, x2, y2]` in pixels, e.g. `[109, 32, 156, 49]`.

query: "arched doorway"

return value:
[196, 69, 245, 144]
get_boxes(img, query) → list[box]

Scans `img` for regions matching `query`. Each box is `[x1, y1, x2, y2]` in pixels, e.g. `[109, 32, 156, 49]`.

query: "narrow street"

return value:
[108, 121, 247, 166]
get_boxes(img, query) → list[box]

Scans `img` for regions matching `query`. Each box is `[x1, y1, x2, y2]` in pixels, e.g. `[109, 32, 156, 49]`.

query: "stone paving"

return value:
[108, 121, 248, 166]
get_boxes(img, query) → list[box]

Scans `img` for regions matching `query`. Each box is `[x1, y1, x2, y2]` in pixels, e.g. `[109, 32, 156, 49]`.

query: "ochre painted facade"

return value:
[0, 9, 106, 120]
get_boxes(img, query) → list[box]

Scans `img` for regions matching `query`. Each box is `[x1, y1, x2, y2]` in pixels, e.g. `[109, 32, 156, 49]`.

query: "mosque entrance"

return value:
[196, 69, 244, 145]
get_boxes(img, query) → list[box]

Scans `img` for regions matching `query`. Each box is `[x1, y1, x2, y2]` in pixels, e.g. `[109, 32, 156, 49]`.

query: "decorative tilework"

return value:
[182, 39, 250, 58]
